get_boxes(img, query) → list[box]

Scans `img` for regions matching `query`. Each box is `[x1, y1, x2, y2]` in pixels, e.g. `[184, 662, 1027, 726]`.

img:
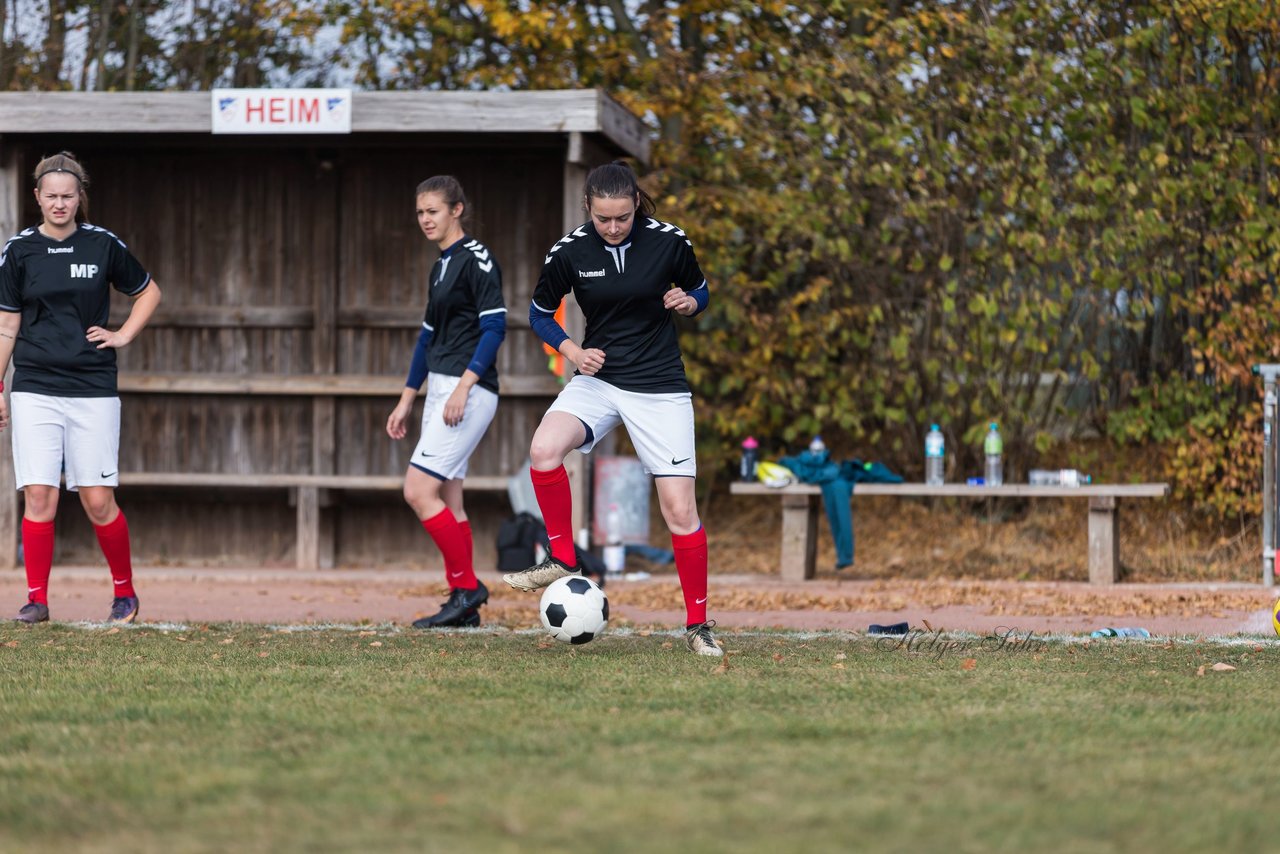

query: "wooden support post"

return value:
[296, 486, 321, 570]
[310, 161, 339, 569]
[780, 493, 819, 581]
[1088, 495, 1120, 584]
[562, 135, 590, 542]
[0, 143, 20, 571]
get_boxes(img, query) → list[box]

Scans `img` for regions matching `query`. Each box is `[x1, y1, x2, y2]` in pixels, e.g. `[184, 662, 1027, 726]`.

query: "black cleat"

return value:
[109, 596, 140, 624]
[15, 601, 49, 624]
[412, 580, 488, 628]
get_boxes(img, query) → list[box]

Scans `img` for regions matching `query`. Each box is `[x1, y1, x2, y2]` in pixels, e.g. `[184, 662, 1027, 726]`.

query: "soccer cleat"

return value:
[14, 601, 50, 624]
[502, 555, 580, 592]
[683, 620, 724, 657]
[109, 596, 140, 624]
[412, 580, 488, 628]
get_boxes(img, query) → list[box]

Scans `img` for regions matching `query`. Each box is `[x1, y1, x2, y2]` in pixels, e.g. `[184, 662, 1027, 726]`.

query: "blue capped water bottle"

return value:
[924, 424, 945, 485]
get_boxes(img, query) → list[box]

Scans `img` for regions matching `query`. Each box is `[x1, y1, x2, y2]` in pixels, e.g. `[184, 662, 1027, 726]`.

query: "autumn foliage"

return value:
[4, 1, 1278, 517]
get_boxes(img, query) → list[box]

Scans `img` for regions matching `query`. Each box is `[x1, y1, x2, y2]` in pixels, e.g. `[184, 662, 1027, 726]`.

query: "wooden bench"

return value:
[118, 472, 509, 571]
[729, 482, 1170, 584]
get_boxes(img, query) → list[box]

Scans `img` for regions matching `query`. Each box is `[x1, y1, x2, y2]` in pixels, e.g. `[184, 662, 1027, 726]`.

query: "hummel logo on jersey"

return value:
[47, 246, 74, 254]
[578, 269, 606, 278]
[70, 264, 100, 278]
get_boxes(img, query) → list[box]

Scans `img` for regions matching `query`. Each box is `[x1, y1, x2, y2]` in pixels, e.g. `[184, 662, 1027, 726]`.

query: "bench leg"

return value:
[780, 494, 819, 581]
[1088, 496, 1119, 584]
[297, 486, 320, 571]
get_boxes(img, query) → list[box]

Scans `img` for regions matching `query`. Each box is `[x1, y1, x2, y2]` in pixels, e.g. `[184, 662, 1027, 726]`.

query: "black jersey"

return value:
[424, 236, 505, 394]
[533, 217, 707, 393]
[0, 223, 151, 397]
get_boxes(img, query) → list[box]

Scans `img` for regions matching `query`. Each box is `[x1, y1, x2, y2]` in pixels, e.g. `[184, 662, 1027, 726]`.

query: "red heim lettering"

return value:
[243, 96, 322, 125]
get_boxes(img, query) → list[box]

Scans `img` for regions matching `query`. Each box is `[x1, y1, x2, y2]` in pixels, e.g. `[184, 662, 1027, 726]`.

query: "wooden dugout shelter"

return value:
[0, 89, 649, 570]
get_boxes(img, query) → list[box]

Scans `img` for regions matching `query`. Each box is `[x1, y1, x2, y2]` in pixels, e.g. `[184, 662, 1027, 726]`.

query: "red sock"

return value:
[459, 519, 475, 575]
[531, 465, 576, 565]
[422, 508, 476, 589]
[673, 526, 709, 626]
[22, 518, 55, 605]
[94, 511, 135, 599]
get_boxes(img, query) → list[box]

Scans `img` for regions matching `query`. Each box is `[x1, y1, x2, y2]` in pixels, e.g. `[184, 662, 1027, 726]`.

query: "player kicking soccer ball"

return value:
[0, 151, 161, 625]
[503, 161, 721, 657]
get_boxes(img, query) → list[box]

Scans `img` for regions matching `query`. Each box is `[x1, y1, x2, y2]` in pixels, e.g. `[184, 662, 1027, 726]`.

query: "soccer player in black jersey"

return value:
[502, 161, 722, 657]
[386, 176, 505, 628]
[0, 151, 162, 624]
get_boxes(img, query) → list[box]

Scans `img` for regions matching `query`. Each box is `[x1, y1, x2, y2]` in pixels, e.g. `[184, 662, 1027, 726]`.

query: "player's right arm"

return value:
[529, 245, 605, 376]
[387, 322, 433, 440]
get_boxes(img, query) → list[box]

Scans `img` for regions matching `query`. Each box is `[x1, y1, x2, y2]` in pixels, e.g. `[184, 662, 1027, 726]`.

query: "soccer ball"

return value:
[1273, 597, 1280, 637]
[540, 576, 609, 645]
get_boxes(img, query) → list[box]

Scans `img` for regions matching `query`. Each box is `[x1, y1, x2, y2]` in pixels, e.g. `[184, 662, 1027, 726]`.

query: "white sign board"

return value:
[212, 89, 352, 134]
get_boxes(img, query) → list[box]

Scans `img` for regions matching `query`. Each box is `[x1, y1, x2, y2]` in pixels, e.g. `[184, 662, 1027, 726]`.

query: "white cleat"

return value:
[684, 620, 724, 657]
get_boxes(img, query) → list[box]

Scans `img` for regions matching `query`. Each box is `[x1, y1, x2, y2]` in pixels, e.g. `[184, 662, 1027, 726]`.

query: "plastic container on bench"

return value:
[1028, 468, 1092, 487]
[740, 436, 759, 482]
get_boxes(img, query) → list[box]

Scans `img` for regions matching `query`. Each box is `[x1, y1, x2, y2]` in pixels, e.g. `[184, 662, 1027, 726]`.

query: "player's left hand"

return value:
[86, 326, 129, 349]
[663, 288, 697, 316]
[443, 385, 469, 427]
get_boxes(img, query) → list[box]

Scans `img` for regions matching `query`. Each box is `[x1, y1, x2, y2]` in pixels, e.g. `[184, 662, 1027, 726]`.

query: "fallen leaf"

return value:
[713, 654, 731, 674]
[1210, 662, 1236, 672]
[832, 662, 845, 670]
[369, 641, 383, 647]
[835, 652, 847, 661]
[662, 642, 673, 650]
[1195, 665, 1205, 677]
[961, 658, 977, 671]
[220, 638, 235, 645]
[105, 627, 120, 635]
[772, 653, 784, 662]
[536, 643, 552, 649]
[358, 631, 376, 637]
[258, 652, 269, 658]
[4, 641, 18, 648]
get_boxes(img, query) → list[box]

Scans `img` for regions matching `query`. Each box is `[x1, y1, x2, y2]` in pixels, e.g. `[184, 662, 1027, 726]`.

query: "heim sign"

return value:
[211, 89, 352, 134]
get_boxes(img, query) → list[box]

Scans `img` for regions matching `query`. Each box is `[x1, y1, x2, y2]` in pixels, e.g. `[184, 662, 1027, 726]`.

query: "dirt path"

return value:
[8, 566, 1276, 638]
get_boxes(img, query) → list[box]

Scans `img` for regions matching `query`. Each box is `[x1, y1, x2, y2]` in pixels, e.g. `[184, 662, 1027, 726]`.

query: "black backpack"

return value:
[495, 512, 544, 572]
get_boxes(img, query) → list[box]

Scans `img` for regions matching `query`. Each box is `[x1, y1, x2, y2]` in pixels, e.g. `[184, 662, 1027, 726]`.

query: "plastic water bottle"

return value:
[924, 424, 945, 485]
[983, 423, 1003, 486]
[1028, 468, 1092, 487]
[1090, 627, 1151, 638]
[809, 435, 826, 454]
[603, 504, 625, 578]
[740, 436, 759, 482]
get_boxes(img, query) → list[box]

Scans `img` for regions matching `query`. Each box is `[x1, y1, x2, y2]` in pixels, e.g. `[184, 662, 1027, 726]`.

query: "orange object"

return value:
[543, 302, 568, 380]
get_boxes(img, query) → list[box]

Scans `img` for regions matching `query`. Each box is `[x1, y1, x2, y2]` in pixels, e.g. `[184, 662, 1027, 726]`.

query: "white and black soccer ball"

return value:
[539, 576, 609, 645]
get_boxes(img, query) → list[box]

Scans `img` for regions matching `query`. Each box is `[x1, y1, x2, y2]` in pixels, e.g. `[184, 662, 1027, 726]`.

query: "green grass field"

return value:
[1, 622, 1276, 853]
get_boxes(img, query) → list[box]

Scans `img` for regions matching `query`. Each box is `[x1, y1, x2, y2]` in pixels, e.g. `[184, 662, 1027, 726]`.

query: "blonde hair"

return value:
[33, 151, 89, 221]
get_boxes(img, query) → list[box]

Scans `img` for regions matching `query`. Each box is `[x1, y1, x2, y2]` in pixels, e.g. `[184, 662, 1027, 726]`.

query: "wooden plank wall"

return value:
[5, 136, 579, 569]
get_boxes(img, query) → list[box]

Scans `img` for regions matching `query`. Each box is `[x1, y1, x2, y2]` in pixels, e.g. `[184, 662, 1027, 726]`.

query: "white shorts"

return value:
[10, 392, 121, 492]
[546, 375, 696, 477]
[411, 372, 499, 481]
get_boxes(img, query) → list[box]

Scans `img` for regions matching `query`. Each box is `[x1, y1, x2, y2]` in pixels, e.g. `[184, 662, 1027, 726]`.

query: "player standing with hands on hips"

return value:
[0, 152, 162, 624]
[502, 161, 722, 657]
[386, 176, 506, 629]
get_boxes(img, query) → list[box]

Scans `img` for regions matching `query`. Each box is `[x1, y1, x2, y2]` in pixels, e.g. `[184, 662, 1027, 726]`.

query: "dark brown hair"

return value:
[583, 160, 655, 217]
[33, 151, 90, 222]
